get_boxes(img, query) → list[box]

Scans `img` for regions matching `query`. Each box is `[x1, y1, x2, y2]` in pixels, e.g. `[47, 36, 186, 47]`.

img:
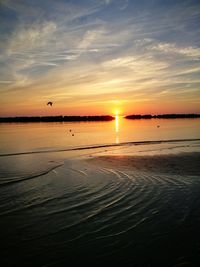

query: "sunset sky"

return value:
[0, 0, 200, 116]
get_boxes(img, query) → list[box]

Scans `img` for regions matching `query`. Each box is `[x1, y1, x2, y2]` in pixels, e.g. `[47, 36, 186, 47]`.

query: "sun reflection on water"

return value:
[115, 115, 119, 143]
[115, 115, 119, 133]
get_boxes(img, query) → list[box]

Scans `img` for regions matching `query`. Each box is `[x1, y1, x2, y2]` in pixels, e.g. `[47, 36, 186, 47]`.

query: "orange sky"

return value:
[0, 0, 200, 116]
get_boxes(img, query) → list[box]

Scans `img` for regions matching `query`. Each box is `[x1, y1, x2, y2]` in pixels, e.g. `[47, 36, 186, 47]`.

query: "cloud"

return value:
[0, 0, 199, 115]
[150, 42, 200, 58]
[103, 55, 169, 71]
[119, 0, 129, 10]
[104, 0, 112, 5]
[8, 21, 57, 54]
[78, 30, 100, 50]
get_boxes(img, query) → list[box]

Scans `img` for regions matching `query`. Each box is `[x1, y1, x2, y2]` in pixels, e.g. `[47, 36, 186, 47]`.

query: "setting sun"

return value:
[113, 109, 121, 116]
[0, 1, 200, 266]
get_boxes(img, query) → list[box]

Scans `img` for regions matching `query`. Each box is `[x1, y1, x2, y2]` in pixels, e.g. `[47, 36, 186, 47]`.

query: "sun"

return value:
[113, 109, 120, 116]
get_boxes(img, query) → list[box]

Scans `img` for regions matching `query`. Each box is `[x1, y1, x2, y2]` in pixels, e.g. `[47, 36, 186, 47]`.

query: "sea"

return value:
[0, 117, 200, 266]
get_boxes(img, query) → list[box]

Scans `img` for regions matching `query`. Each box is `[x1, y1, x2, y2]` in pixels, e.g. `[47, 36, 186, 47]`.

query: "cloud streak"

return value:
[0, 0, 199, 115]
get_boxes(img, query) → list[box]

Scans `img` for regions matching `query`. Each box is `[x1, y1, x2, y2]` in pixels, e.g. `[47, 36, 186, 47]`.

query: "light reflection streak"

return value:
[115, 115, 119, 133]
[115, 115, 119, 143]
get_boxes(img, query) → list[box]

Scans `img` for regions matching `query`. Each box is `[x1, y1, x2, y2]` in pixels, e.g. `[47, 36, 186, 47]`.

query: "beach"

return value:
[0, 120, 200, 266]
[1, 0, 200, 265]
[87, 152, 200, 175]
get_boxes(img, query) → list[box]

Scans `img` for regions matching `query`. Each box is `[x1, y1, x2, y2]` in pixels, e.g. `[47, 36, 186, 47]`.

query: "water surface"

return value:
[0, 118, 200, 266]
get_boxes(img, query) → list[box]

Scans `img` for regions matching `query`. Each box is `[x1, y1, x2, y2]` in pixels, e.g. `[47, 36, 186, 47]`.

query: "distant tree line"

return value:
[0, 114, 200, 123]
[126, 114, 200, 119]
[0, 115, 114, 123]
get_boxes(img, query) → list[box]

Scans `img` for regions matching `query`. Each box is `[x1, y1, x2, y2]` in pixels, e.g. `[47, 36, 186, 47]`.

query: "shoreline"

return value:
[0, 138, 199, 157]
[0, 115, 114, 123]
[0, 114, 200, 123]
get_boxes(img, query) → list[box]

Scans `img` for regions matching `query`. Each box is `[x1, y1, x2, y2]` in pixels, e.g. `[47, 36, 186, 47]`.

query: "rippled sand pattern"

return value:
[0, 150, 200, 266]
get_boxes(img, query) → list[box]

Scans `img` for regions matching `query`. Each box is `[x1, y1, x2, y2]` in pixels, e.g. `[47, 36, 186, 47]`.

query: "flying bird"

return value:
[47, 101, 53, 106]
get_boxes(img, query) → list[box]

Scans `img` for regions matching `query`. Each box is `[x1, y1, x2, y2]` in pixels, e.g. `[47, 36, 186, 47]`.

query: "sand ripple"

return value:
[0, 154, 200, 266]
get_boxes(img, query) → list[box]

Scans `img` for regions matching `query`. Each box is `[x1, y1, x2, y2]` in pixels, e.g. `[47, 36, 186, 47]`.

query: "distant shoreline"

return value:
[0, 115, 114, 123]
[0, 114, 199, 123]
[125, 114, 200, 119]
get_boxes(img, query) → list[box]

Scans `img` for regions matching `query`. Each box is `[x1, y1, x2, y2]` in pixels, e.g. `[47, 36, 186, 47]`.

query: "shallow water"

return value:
[0, 117, 199, 154]
[0, 119, 200, 266]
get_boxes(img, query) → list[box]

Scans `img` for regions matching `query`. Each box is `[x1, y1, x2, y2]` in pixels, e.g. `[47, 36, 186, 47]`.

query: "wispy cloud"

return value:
[0, 0, 199, 115]
[8, 21, 57, 53]
[150, 42, 200, 58]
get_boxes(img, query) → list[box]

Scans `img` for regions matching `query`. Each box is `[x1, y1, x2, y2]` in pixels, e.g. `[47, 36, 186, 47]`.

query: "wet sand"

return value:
[87, 152, 200, 176]
[1, 146, 200, 266]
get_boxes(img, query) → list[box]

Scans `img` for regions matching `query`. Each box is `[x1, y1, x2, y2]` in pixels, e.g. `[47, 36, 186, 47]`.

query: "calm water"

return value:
[0, 117, 199, 154]
[0, 118, 200, 266]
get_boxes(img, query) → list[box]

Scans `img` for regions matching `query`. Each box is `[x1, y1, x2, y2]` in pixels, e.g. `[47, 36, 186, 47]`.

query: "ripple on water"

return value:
[0, 157, 200, 266]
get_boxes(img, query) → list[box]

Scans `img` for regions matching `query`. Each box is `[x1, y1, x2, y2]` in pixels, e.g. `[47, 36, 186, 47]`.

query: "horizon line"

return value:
[0, 113, 200, 123]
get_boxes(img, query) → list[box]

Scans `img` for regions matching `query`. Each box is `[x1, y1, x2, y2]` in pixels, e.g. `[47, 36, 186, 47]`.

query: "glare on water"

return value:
[0, 118, 199, 154]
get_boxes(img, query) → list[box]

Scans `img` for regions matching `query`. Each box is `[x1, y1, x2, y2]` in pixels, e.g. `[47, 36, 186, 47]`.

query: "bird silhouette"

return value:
[47, 102, 53, 106]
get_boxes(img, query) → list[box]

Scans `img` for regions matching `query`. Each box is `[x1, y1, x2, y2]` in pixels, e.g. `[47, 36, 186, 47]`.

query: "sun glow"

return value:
[113, 108, 121, 116]
[115, 109, 119, 115]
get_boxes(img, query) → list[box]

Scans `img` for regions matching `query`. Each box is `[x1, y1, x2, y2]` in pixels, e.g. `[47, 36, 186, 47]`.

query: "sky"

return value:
[0, 0, 200, 116]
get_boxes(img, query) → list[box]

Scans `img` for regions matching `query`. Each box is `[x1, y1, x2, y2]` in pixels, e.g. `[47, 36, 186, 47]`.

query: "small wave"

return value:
[0, 138, 199, 157]
[0, 164, 62, 187]
[70, 168, 88, 176]
[45, 171, 134, 219]
[96, 217, 149, 239]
